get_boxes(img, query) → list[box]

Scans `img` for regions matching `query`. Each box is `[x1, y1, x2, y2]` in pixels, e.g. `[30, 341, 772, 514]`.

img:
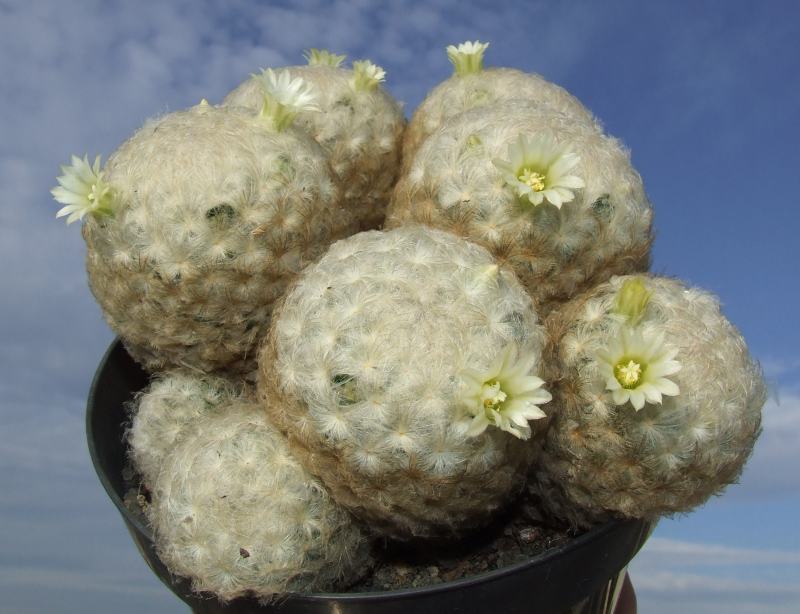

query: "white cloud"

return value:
[634, 571, 800, 597]
[630, 537, 800, 613]
[0, 566, 166, 596]
[0, 394, 88, 477]
[761, 356, 800, 379]
[638, 538, 800, 567]
[732, 391, 800, 499]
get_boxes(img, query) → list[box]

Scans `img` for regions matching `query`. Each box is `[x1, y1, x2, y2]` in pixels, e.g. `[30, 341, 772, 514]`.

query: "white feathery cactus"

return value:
[72, 100, 355, 375]
[223, 55, 405, 230]
[53, 37, 769, 599]
[388, 100, 653, 316]
[148, 399, 371, 600]
[258, 225, 550, 539]
[530, 275, 765, 528]
[126, 371, 244, 487]
[402, 41, 599, 171]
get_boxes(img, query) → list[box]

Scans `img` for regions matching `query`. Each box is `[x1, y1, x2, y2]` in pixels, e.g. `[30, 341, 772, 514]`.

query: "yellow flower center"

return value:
[615, 359, 644, 389]
[481, 380, 507, 414]
[519, 168, 546, 192]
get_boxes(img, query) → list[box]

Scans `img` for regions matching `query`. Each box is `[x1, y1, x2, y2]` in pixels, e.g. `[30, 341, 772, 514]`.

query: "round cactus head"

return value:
[402, 40, 599, 171]
[148, 400, 371, 600]
[66, 100, 354, 375]
[531, 275, 765, 528]
[126, 370, 244, 487]
[223, 56, 405, 231]
[389, 100, 653, 316]
[259, 225, 551, 539]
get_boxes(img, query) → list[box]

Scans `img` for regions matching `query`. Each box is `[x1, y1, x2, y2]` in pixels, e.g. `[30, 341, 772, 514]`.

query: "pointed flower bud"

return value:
[614, 277, 652, 325]
[303, 48, 346, 67]
[446, 40, 489, 76]
[351, 60, 386, 92]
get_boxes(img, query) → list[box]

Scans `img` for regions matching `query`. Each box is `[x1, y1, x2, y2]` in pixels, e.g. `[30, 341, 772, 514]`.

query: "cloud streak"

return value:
[640, 537, 800, 567]
[732, 391, 800, 499]
[630, 537, 800, 613]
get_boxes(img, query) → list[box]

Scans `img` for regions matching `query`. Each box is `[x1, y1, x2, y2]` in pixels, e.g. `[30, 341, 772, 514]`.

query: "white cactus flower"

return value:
[493, 134, 585, 208]
[597, 327, 682, 411]
[303, 48, 346, 67]
[255, 68, 319, 130]
[351, 60, 386, 91]
[460, 343, 551, 440]
[258, 68, 319, 109]
[446, 40, 489, 76]
[51, 155, 114, 224]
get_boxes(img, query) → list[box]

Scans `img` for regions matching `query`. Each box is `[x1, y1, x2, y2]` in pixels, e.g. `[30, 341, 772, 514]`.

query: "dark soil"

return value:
[349, 493, 578, 592]
[122, 464, 579, 592]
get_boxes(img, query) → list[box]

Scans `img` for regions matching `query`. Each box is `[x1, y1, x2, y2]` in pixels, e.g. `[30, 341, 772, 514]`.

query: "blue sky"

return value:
[0, 0, 798, 611]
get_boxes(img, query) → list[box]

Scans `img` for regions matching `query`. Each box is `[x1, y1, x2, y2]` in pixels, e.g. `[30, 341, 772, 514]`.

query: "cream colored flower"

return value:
[493, 134, 585, 208]
[597, 327, 681, 411]
[446, 40, 489, 76]
[255, 69, 319, 130]
[351, 60, 386, 91]
[460, 343, 551, 440]
[51, 155, 114, 224]
[303, 48, 346, 67]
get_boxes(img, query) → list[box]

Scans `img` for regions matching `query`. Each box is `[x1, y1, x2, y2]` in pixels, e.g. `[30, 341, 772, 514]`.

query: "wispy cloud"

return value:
[733, 391, 800, 499]
[0, 566, 166, 597]
[630, 537, 800, 613]
[639, 538, 800, 567]
[761, 356, 800, 380]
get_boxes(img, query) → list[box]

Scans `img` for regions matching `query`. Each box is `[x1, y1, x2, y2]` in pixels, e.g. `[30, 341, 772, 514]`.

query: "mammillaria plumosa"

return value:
[143, 396, 370, 601]
[530, 276, 765, 528]
[388, 100, 652, 316]
[53, 81, 355, 375]
[55, 35, 769, 600]
[401, 41, 599, 171]
[223, 51, 405, 230]
[258, 225, 552, 539]
[126, 370, 244, 487]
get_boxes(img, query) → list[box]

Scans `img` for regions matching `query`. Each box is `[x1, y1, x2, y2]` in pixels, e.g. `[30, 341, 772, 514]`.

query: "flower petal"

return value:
[543, 189, 563, 208]
[548, 153, 580, 177]
[612, 389, 629, 405]
[628, 389, 646, 410]
[648, 360, 682, 378]
[465, 414, 490, 437]
[555, 175, 585, 189]
[653, 378, 680, 396]
[638, 383, 663, 405]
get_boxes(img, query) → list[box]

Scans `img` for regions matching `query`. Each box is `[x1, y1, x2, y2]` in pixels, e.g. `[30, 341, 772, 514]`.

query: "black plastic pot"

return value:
[87, 338, 651, 614]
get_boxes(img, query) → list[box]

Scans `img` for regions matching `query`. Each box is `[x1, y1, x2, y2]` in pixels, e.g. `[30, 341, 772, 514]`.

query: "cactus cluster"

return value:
[83, 102, 352, 375]
[126, 370, 244, 486]
[389, 100, 652, 315]
[129, 373, 370, 600]
[55, 40, 765, 601]
[224, 55, 405, 231]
